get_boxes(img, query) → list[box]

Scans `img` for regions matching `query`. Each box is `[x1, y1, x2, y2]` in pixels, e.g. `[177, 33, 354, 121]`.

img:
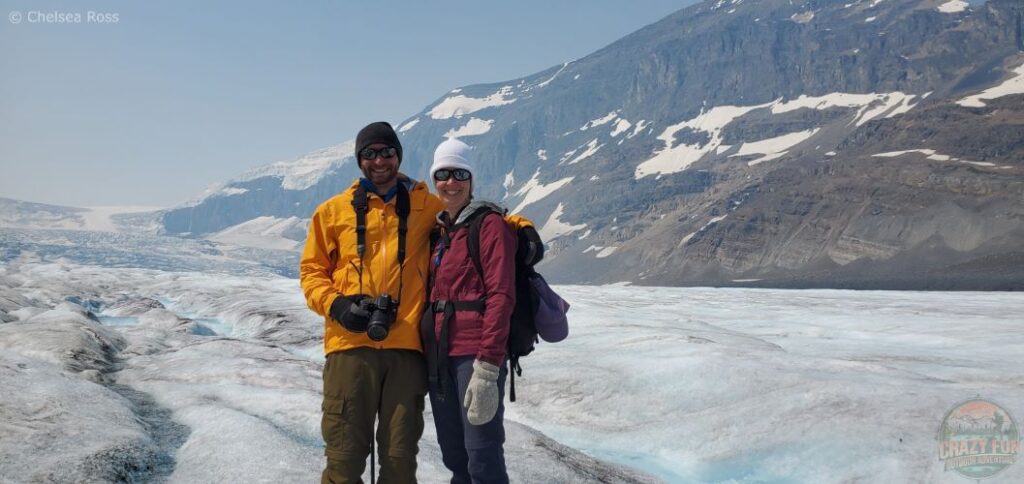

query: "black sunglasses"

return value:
[359, 146, 398, 161]
[433, 168, 472, 182]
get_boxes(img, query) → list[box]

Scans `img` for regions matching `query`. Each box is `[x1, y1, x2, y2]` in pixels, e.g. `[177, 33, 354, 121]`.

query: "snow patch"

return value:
[398, 118, 419, 133]
[635, 104, 770, 179]
[564, 139, 603, 165]
[771, 92, 919, 127]
[610, 119, 632, 137]
[957, 64, 1024, 108]
[580, 111, 619, 131]
[537, 149, 548, 161]
[444, 118, 494, 138]
[536, 62, 570, 89]
[680, 215, 728, 245]
[936, 1, 968, 14]
[503, 171, 515, 193]
[731, 129, 820, 166]
[872, 149, 1005, 168]
[628, 120, 649, 138]
[218, 187, 248, 197]
[538, 203, 586, 241]
[791, 12, 814, 24]
[428, 86, 517, 119]
[511, 170, 574, 214]
[583, 245, 618, 258]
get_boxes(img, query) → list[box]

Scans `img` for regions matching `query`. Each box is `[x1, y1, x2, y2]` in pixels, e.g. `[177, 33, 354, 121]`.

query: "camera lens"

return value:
[367, 321, 388, 341]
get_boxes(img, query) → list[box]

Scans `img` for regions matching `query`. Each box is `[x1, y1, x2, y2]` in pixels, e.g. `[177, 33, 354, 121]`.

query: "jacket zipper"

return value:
[378, 199, 389, 350]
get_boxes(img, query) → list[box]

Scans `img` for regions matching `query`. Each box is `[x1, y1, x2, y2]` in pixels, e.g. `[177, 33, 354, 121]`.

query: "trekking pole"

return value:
[370, 422, 376, 484]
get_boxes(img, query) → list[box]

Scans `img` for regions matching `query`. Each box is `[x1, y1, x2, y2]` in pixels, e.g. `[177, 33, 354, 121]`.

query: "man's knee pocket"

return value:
[323, 397, 369, 455]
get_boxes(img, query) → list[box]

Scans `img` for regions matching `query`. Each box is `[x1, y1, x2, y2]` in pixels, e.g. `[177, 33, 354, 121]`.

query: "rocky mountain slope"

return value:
[155, 0, 1024, 289]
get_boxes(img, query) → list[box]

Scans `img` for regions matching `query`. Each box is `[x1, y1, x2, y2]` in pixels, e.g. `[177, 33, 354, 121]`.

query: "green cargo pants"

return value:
[321, 347, 427, 484]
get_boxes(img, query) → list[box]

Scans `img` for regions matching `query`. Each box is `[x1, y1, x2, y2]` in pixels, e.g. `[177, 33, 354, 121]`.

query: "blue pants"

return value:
[428, 356, 509, 484]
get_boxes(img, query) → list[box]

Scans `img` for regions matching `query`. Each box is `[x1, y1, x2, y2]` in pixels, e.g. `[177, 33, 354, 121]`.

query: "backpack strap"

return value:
[509, 357, 523, 402]
[466, 212, 487, 283]
[464, 208, 528, 402]
[425, 298, 486, 402]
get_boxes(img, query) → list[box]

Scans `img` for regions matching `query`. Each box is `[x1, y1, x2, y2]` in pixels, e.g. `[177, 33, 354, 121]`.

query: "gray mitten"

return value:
[464, 360, 500, 425]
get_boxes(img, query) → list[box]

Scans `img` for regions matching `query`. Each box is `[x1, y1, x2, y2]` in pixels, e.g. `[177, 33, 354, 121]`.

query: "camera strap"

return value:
[351, 181, 411, 302]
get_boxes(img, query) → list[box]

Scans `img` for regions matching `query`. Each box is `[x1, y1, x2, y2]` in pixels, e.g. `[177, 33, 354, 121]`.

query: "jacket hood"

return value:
[437, 200, 506, 227]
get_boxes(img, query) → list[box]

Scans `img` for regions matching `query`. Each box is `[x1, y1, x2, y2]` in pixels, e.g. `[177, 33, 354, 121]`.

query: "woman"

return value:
[422, 138, 516, 484]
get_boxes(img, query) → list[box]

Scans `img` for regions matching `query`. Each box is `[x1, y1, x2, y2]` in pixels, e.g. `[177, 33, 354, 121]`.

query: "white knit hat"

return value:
[430, 138, 475, 181]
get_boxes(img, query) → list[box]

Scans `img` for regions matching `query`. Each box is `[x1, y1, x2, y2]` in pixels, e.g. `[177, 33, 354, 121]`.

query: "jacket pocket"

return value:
[333, 260, 365, 296]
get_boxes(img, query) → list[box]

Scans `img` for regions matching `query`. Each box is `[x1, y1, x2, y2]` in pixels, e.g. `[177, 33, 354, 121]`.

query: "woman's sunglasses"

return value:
[433, 168, 472, 182]
[359, 146, 398, 161]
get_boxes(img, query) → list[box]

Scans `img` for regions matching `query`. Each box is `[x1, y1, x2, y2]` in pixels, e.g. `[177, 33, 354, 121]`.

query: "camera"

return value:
[366, 294, 398, 342]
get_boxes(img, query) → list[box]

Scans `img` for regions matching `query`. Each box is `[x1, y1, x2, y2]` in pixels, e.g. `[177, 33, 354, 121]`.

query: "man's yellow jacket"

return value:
[300, 178, 444, 355]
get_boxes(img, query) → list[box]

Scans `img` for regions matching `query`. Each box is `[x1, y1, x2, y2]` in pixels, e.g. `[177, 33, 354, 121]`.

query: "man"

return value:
[301, 121, 444, 483]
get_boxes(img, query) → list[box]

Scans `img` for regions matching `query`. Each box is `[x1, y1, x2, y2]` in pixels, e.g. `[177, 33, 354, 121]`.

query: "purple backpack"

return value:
[529, 272, 570, 343]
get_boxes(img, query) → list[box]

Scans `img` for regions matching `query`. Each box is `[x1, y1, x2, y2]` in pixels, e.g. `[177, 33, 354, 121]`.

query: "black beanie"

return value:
[355, 121, 403, 163]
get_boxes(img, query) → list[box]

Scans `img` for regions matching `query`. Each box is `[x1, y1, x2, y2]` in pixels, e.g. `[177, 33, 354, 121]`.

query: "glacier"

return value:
[1, 259, 1022, 483]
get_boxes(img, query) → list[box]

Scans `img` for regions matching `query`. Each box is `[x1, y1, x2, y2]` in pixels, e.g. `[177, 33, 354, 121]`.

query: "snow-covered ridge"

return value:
[184, 142, 354, 207]
[236, 141, 354, 190]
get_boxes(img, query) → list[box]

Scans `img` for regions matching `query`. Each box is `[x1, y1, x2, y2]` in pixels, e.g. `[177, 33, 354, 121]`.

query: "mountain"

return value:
[158, 0, 1024, 289]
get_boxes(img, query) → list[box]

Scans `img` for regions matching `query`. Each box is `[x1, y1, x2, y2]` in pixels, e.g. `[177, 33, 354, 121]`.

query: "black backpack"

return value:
[423, 206, 569, 403]
[464, 208, 568, 402]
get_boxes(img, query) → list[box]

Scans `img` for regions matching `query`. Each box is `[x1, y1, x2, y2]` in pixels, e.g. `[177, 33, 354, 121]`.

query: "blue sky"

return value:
[0, 0, 693, 207]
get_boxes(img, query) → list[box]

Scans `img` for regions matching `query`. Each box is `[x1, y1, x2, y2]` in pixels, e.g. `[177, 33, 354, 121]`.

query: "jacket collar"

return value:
[437, 200, 506, 228]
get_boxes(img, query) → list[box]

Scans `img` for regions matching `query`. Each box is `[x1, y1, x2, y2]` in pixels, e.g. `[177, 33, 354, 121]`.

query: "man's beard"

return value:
[362, 165, 397, 187]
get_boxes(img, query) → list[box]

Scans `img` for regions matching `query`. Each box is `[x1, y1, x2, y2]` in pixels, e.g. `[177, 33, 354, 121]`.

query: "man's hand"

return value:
[329, 295, 372, 332]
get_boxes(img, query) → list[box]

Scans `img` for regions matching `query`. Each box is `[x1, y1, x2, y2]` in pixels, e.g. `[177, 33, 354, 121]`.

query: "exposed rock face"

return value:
[159, 0, 1024, 289]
